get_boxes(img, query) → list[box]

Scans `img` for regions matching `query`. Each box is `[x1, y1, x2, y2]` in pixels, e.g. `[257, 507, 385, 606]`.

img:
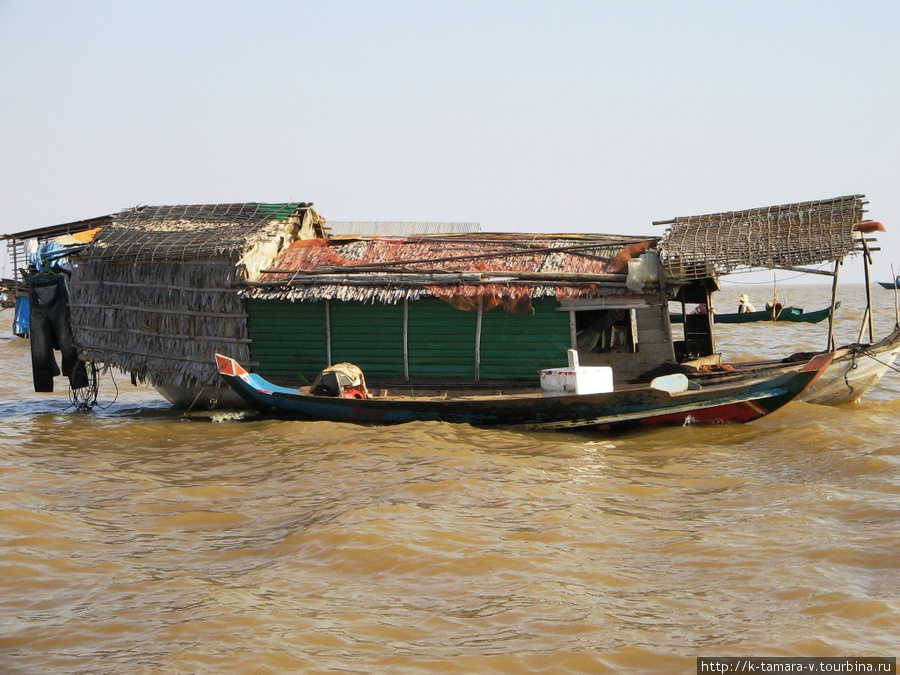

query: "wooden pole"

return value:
[475, 297, 483, 383]
[403, 297, 410, 382]
[827, 260, 840, 351]
[325, 299, 332, 366]
[771, 273, 777, 320]
[860, 237, 875, 342]
[893, 264, 899, 326]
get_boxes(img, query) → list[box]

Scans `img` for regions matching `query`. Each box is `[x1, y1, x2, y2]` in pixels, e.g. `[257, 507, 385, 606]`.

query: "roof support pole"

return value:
[568, 310, 577, 349]
[325, 299, 332, 366]
[893, 264, 900, 327]
[861, 237, 875, 342]
[659, 277, 684, 360]
[827, 260, 840, 351]
[403, 297, 410, 382]
[475, 298, 483, 383]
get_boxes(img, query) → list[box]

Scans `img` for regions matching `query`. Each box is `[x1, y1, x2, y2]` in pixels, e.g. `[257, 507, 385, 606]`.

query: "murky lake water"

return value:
[1, 284, 898, 673]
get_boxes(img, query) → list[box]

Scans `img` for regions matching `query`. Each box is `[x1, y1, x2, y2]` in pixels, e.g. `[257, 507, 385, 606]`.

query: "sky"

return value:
[2, 0, 898, 287]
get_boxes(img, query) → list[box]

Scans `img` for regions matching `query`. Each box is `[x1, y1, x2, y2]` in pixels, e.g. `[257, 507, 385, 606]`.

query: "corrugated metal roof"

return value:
[262, 233, 653, 277]
[328, 221, 481, 235]
[246, 233, 659, 308]
[1, 214, 112, 242]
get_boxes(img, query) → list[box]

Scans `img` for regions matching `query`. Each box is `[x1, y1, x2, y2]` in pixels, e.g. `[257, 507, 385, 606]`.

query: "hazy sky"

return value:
[2, 0, 898, 286]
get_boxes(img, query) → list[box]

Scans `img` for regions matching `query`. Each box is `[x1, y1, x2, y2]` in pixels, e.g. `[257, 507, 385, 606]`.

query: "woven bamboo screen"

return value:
[86, 203, 306, 263]
[656, 195, 865, 281]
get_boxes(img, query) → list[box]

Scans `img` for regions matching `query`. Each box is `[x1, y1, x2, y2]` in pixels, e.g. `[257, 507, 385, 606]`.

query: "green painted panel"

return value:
[330, 301, 405, 377]
[247, 299, 327, 379]
[407, 298, 478, 378]
[480, 297, 571, 379]
[248, 295, 572, 383]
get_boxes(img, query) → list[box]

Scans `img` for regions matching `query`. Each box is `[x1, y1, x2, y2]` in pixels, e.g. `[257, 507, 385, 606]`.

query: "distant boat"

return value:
[877, 276, 900, 289]
[670, 302, 840, 325]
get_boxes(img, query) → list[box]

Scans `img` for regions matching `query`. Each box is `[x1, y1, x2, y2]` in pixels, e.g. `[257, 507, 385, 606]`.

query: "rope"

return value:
[718, 263, 833, 285]
[66, 361, 120, 411]
[817, 347, 900, 397]
[68, 362, 100, 411]
[861, 348, 900, 375]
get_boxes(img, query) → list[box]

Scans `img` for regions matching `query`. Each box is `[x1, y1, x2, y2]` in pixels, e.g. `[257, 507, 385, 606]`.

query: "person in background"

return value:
[738, 293, 755, 313]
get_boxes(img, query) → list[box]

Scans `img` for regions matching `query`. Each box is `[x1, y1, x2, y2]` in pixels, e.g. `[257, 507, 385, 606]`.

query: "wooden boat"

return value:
[683, 325, 900, 405]
[877, 276, 900, 289]
[214, 352, 831, 432]
[670, 302, 840, 325]
[783, 325, 900, 405]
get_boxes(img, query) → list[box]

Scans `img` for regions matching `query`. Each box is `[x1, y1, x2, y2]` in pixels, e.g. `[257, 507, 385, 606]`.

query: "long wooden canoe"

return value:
[215, 353, 831, 431]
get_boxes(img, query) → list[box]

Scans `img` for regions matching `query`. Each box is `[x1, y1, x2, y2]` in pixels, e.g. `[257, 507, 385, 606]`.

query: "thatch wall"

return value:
[67, 202, 327, 389]
[69, 259, 249, 388]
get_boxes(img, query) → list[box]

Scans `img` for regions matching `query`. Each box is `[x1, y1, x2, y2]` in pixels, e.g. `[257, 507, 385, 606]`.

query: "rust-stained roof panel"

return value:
[249, 233, 660, 310]
[260, 233, 657, 279]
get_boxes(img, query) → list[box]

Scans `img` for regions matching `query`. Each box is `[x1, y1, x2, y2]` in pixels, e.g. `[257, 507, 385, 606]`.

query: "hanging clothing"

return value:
[13, 296, 30, 338]
[27, 272, 88, 392]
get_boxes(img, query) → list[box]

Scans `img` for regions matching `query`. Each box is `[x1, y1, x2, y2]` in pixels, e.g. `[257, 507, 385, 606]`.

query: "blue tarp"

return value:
[13, 296, 30, 337]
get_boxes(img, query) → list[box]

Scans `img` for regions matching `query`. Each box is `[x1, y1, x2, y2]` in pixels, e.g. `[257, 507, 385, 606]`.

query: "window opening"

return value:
[575, 309, 637, 353]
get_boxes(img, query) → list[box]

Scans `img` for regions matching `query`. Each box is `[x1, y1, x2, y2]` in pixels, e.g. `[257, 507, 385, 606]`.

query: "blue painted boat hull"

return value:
[215, 353, 831, 431]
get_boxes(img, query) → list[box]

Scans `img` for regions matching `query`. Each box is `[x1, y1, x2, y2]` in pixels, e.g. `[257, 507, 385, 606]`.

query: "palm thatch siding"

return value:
[71, 260, 249, 388]
[68, 202, 327, 394]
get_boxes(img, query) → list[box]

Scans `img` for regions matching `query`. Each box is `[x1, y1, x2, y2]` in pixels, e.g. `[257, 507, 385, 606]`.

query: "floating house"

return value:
[3, 194, 888, 409]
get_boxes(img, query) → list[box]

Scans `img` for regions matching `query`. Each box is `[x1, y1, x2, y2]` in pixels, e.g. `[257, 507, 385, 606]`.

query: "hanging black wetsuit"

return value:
[27, 272, 88, 392]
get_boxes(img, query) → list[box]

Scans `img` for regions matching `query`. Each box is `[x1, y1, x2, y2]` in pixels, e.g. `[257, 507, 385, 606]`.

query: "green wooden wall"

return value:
[480, 301, 571, 379]
[247, 296, 571, 381]
[331, 301, 404, 377]
[246, 299, 328, 381]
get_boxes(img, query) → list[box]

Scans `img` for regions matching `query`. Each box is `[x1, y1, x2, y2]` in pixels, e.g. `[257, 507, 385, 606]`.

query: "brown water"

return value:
[1, 284, 898, 674]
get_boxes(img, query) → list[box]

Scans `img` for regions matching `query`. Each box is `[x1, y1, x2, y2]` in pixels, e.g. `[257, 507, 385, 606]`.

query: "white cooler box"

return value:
[539, 350, 614, 397]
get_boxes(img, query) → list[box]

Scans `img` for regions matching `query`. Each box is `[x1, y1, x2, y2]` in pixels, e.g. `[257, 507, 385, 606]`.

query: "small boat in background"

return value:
[670, 302, 840, 325]
[877, 275, 900, 289]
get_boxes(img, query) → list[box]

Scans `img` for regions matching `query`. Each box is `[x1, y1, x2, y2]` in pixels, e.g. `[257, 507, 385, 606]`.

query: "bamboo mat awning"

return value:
[655, 195, 866, 281]
[84, 202, 317, 263]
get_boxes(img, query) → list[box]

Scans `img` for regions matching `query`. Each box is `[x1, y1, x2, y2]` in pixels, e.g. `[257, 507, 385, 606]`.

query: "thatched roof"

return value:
[656, 195, 866, 280]
[85, 202, 328, 267]
[244, 233, 662, 310]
